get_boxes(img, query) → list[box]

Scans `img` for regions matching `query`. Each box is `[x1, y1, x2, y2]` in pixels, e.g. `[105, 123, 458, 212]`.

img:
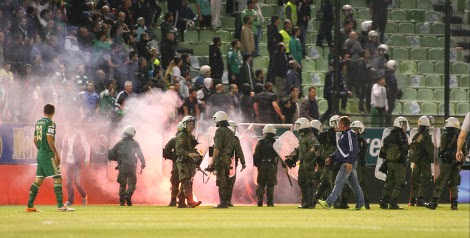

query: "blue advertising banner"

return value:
[0, 123, 111, 165]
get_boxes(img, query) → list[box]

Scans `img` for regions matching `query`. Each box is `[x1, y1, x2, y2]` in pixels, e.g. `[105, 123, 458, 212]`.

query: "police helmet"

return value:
[213, 111, 228, 124]
[445, 117, 460, 128]
[294, 117, 310, 131]
[263, 124, 276, 135]
[122, 125, 136, 138]
[386, 60, 397, 71]
[378, 44, 389, 54]
[310, 120, 323, 132]
[329, 115, 341, 128]
[181, 116, 195, 129]
[351, 121, 365, 134]
[418, 116, 431, 127]
[228, 120, 238, 133]
[342, 4, 353, 10]
[361, 21, 372, 32]
[368, 30, 379, 41]
[393, 116, 409, 131]
[177, 121, 184, 131]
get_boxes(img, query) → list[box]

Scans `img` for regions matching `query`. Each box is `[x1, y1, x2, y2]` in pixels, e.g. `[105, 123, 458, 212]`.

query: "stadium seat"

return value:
[253, 57, 267, 71]
[261, 5, 275, 16]
[403, 101, 420, 115]
[392, 101, 402, 115]
[434, 62, 445, 74]
[418, 88, 434, 101]
[302, 60, 316, 73]
[417, 0, 433, 10]
[421, 102, 438, 115]
[260, 31, 268, 44]
[439, 102, 455, 115]
[428, 48, 444, 61]
[302, 72, 311, 85]
[350, 0, 367, 8]
[410, 48, 427, 61]
[415, 22, 431, 34]
[425, 74, 441, 88]
[222, 16, 235, 30]
[190, 69, 199, 79]
[407, 10, 425, 22]
[386, 22, 399, 33]
[460, 75, 470, 88]
[389, 35, 407, 46]
[418, 62, 434, 74]
[265, 0, 278, 5]
[451, 89, 467, 102]
[432, 22, 445, 34]
[399, 23, 415, 34]
[452, 62, 470, 74]
[190, 57, 201, 70]
[407, 36, 421, 48]
[396, 74, 409, 88]
[401, 88, 418, 100]
[421, 36, 439, 48]
[358, 9, 371, 19]
[191, 42, 210, 55]
[438, 37, 455, 48]
[316, 59, 329, 72]
[311, 73, 324, 86]
[323, 47, 330, 58]
[392, 48, 409, 60]
[434, 88, 444, 101]
[457, 102, 470, 115]
[308, 46, 323, 59]
[316, 87, 324, 98]
[199, 30, 216, 42]
[216, 30, 232, 43]
[318, 100, 328, 114]
[184, 30, 199, 42]
[400, 61, 417, 74]
[391, 10, 408, 21]
[450, 49, 464, 62]
[425, 11, 442, 22]
[410, 75, 425, 88]
[400, 0, 416, 9]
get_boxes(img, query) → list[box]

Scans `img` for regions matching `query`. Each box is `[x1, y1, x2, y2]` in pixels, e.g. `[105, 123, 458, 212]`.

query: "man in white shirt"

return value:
[456, 112, 470, 162]
[371, 77, 387, 127]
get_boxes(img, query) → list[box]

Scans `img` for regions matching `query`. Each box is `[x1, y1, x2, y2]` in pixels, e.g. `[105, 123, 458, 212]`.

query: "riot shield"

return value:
[273, 131, 299, 180]
[375, 128, 391, 181]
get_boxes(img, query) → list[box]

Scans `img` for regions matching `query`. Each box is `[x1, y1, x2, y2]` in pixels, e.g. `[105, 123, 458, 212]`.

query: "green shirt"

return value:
[241, 8, 260, 33]
[227, 49, 242, 75]
[34, 117, 56, 159]
[214, 126, 235, 158]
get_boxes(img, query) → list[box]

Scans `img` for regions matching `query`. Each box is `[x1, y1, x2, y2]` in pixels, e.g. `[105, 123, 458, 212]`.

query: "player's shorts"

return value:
[36, 157, 61, 178]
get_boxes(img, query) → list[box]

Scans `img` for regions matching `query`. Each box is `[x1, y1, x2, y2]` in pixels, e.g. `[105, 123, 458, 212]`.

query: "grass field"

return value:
[1, 204, 468, 238]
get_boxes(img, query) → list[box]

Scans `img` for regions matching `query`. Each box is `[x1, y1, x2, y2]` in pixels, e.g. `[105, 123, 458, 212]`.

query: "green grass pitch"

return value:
[1, 204, 468, 238]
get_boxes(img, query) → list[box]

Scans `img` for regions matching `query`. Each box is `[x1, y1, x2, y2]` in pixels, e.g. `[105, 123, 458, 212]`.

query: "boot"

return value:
[257, 197, 263, 207]
[364, 197, 370, 210]
[177, 199, 188, 208]
[266, 186, 274, 207]
[267, 197, 274, 207]
[214, 189, 228, 208]
[168, 198, 177, 207]
[389, 198, 404, 210]
[408, 197, 416, 206]
[451, 199, 458, 210]
[308, 187, 316, 209]
[125, 193, 133, 206]
[379, 196, 389, 209]
[119, 195, 126, 206]
[298, 195, 309, 209]
[425, 197, 438, 210]
[416, 197, 425, 207]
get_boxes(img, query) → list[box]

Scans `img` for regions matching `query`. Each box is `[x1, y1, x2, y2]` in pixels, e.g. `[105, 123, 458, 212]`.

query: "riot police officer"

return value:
[254, 124, 287, 207]
[175, 116, 203, 208]
[315, 115, 339, 201]
[426, 117, 467, 210]
[408, 116, 434, 207]
[108, 125, 146, 206]
[351, 120, 370, 209]
[208, 111, 235, 208]
[163, 122, 184, 206]
[287, 117, 320, 209]
[227, 120, 247, 207]
[379, 116, 409, 209]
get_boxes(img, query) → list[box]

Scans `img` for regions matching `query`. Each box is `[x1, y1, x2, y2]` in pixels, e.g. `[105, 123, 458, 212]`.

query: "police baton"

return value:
[286, 170, 293, 186]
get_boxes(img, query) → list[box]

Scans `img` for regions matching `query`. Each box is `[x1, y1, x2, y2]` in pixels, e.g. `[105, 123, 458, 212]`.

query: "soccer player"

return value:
[26, 104, 75, 212]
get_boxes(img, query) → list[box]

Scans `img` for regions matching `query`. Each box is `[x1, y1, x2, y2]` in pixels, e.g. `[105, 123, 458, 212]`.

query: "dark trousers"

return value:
[320, 95, 347, 123]
[371, 14, 387, 43]
[65, 162, 87, 204]
[316, 20, 333, 47]
[357, 81, 369, 112]
[234, 13, 242, 39]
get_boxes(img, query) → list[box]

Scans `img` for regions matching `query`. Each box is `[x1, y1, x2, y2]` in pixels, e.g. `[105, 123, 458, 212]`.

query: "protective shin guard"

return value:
[27, 182, 40, 208]
[53, 183, 64, 208]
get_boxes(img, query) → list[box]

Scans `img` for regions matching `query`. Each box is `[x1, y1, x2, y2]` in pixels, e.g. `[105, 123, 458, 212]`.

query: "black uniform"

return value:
[209, 44, 224, 80]
[163, 135, 179, 206]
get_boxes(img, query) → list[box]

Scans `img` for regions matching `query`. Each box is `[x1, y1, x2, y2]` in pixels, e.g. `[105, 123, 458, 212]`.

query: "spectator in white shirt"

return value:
[371, 77, 387, 127]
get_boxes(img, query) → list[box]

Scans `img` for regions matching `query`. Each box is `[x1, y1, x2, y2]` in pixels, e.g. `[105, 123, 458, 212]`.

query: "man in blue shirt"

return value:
[80, 82, 100, 121]
[318, 116, 365, 210]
